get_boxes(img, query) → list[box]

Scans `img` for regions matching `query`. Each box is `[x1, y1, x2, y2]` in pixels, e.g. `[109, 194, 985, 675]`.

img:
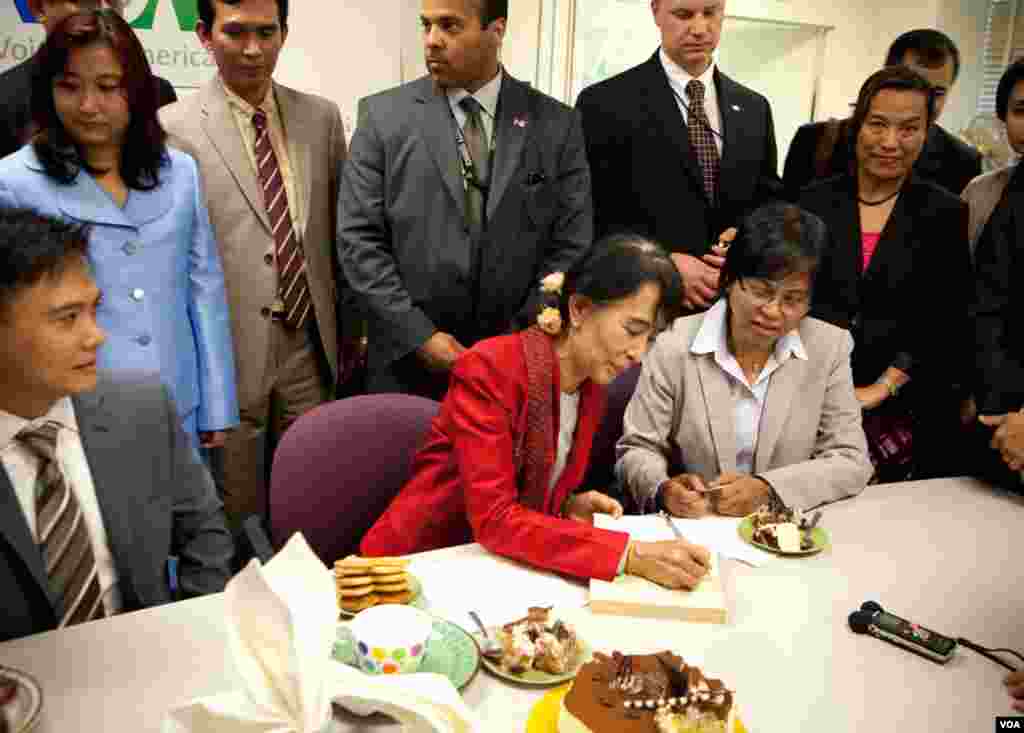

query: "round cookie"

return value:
[370, 571, 408, 584]
[340, 593, 379, 612]
[376, 589, 414, 605]
[337, 575, 374, 588]
[338, 583, 376, 598]
[373, 580, 410, 593]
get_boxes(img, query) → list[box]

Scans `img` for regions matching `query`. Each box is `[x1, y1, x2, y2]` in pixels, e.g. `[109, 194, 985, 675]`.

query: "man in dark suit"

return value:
[0, 0, 177, 159]
[783, 29, 982, 199]
[0, 209, 232, 642]
[576, 0, 781, 312]
[338, 0, 592, 400]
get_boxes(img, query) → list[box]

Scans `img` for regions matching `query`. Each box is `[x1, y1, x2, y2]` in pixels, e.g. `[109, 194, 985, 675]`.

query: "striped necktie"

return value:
[252, 109, 311, 330]
[17, 422, 106, 627]
[686, 79, 720, 204]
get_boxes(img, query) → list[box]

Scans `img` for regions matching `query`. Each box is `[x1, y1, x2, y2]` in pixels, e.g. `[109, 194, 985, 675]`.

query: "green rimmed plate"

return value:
[479, 632, 592, 687]
[738, 514, 830, 556]
[332, 615, 481, 691]
[338, 574, 427, 619]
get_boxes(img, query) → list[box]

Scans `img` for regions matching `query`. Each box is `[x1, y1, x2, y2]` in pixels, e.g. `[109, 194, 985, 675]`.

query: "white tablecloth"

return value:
[1, 477, 1021, 732]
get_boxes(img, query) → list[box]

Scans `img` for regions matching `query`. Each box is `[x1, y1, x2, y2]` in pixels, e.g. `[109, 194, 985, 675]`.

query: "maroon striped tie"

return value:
[17, 422, 106, 627]
[252, 110, 310, 330]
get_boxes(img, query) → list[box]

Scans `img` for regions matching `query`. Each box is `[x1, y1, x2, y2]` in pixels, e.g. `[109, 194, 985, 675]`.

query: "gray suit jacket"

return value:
[963, 163, 1017, 258]
[338, 73, 593, 372]
[160, 80, 348, 407]
[616, 313, 871, 511]
[0, 373, 233, 642]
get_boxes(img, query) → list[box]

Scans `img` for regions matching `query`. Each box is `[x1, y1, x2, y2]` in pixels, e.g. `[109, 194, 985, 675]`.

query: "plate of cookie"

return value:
[478, 607, 591, 687]
[1, 665, 43, 733]
[334, 555, 428, 617]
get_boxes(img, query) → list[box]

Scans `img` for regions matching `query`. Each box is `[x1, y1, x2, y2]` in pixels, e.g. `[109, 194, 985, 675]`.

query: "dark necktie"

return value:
[459, 96, 491, 233]
[686, 79, 720, 204]
[17, 422, 106, 627]
[252, 110, 310, 330]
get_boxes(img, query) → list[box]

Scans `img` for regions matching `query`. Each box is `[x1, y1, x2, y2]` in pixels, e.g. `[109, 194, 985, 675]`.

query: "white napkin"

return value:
[162, 533, 480, 733]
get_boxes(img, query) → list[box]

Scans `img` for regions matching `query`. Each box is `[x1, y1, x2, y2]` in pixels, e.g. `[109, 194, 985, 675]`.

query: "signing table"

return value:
[2, 477, 1022, 732]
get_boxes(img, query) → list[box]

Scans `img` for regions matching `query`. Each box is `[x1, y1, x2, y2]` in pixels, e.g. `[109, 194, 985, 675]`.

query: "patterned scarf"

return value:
[515, 326, 559, 514]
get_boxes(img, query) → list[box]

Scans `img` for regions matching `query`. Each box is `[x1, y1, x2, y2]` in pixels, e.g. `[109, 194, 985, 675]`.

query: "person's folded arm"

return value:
[615, 330, 684, 510]
[337, 99, 436, 365]
[164, 385, 233, 598]
[450, 351, 628, 582]
[973, 202, 1024, 414]
[757, 329, 872, 508]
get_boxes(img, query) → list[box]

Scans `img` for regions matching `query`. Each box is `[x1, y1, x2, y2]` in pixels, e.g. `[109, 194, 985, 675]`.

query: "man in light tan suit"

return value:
[161, 0, 349, 522]
[616, 204, 871, 516]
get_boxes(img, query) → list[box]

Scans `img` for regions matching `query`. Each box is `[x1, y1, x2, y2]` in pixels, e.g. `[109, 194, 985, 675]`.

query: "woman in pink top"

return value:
[799, 66, 971, 482]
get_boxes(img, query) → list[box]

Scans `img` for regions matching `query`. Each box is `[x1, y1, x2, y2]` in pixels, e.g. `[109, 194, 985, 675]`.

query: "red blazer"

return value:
[361, 333, 630, 581]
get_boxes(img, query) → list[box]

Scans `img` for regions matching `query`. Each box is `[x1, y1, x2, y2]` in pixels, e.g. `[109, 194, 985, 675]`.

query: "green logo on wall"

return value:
[14, 0, 197, 31]
[127, 0, 198, 31]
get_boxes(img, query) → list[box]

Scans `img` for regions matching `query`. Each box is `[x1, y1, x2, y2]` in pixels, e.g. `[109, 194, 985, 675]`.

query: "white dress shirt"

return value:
[447, 69, 503, 154]
[0, 398, 122, 614]
[660, 50, 724, 157]
[691, 299, 807, 473]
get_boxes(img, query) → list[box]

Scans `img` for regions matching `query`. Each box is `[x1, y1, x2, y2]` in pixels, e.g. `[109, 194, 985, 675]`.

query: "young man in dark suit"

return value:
[576, 0, 782, 312]
[0, 209, 232, 642]
[339, 0, 592, 399]
[783, 29, 982, 200]
[0, 0, 177, 159]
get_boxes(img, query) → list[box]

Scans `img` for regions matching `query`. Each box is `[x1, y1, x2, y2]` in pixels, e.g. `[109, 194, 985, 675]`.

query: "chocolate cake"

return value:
[558, 651, 734, 733]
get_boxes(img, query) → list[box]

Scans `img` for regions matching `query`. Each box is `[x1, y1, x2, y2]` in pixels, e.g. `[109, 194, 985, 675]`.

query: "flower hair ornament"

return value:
[536, 272, 566, 335]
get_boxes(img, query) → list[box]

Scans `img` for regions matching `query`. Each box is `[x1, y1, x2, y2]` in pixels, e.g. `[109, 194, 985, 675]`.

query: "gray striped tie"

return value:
[17, 422, 106, 627]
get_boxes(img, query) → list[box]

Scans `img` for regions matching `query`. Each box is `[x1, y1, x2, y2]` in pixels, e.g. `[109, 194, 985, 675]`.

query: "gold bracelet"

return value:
[624, 542, 636, 575]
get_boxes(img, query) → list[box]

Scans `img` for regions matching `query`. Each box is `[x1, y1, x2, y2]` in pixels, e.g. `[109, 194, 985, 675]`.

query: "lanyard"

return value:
[669, 85, 725, 142]
[449, 97, 497, 193]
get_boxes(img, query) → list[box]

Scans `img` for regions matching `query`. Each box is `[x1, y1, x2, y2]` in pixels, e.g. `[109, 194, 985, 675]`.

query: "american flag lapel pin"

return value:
[513, 116, 528, 128]
[731, 104, 741, 111]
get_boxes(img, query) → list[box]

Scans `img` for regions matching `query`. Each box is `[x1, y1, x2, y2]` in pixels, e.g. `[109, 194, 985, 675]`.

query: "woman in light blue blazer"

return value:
[0, 10, 238, 448]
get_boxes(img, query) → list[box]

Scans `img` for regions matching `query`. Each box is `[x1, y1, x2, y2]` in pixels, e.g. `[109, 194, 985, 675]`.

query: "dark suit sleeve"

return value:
[783, 124, 821, 202]
[752, 98, 784, 209]
[577, 86, 632, 240]
[155, 76, 177, 108]
[161, 386, 233, 598]
[338, 98, 436, 365]
[973, 202, 1024, 414]
[516, 108, 594, 325]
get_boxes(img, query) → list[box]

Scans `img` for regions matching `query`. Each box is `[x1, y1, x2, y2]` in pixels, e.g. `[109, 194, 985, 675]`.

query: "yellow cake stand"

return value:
[525, 684, 748, 733]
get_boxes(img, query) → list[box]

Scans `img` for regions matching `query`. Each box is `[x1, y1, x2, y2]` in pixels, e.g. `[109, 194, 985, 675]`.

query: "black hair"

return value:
[996, 57, 1024, 122]
[719, 203, 826, 291]
[845, 65, 936, 162]
[536, 232, 683, 331]
[30, 10, 167, 189]
[0, 208, 91, 314]
[197, 0, 289, 31]
[479, 0, 508, 26]
[885, 29, 961, 82]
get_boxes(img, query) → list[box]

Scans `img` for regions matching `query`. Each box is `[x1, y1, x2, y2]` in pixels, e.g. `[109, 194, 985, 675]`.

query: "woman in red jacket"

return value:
[362, 234, 711, 588]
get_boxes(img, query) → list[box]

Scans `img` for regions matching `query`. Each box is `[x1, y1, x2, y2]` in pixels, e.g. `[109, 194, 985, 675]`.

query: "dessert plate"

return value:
[332, 614, 480, 691]
[0, 665, 43, 733]
[738, 514, 830, 556]
[478, 631, 592, 687]
[524, 685, 749, 733]
[338, 573, 427, 619]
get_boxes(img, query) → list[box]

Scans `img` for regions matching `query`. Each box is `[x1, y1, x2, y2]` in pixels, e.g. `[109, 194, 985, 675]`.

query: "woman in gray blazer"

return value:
[617, 203, 872, 517]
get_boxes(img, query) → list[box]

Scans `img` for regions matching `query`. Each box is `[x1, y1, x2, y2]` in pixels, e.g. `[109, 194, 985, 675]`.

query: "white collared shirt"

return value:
[447, 69, 503, 149]
[691, 299, 807, 473]
[220, 78, 306, 240]
[0, 398, 122, 614]
[660, 49, 724, 157]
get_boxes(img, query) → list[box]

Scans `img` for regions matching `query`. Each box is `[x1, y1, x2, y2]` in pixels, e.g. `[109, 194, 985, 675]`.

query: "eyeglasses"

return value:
[738, 278, 811, 314]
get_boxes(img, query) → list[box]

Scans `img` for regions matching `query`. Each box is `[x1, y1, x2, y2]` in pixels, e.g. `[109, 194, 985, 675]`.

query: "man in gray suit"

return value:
[339, 0, 593, 399]
[0, 209, 232, 642]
